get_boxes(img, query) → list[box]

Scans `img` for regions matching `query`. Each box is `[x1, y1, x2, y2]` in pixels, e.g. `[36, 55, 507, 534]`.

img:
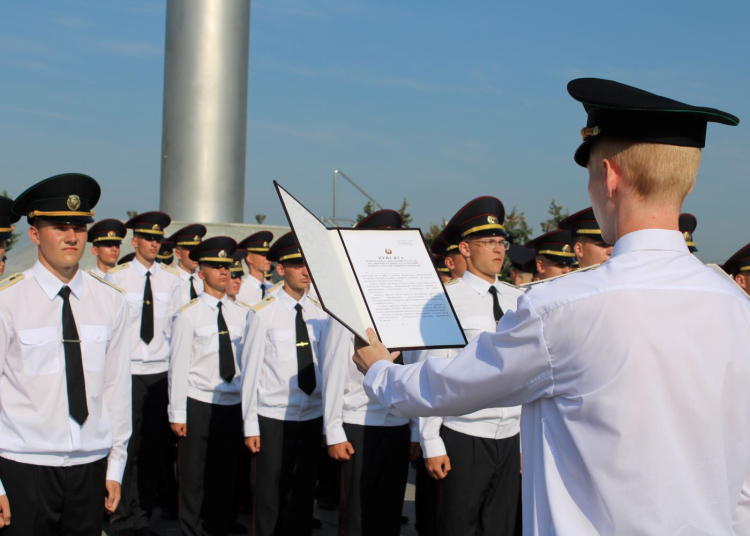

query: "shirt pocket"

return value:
[268, 329, 295, 361]
[154, 292, 171, 318]
[125, 293, 144, 319]
[18, 327, 61, 376]
[79, 325, 112, 372]
[460, 315, 495, 343]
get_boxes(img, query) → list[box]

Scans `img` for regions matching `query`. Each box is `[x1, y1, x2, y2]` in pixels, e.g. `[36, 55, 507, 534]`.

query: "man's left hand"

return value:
[353, 328, 400, 375]
[104, 480, 121, 513]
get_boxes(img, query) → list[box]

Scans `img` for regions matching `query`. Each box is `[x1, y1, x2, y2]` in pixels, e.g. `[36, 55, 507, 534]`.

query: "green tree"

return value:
[540, 199, 570, 233]
[355, 201, 376, 223]
[2, 190, 20, 252]
[397, 198, 413, 228]
[422, 219, 446, 248]
[504, 206, 533, 246]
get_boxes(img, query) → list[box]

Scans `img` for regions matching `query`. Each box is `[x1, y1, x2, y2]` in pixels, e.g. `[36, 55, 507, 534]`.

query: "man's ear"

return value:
[131, 236, 138, 248]
[174, 248, 183, 261]
[276, 263, 285, 276]
[458, 241, 471, 258]
[28, 224, 41, 246]
[198, 267, 207, 281]
[91, 246, 98, 256]
[602, 157, 622, 199]
[535, 257, 544, 274]
[444, 255, 455, 271]
[573, 240, 584, 260]
[736, 273, 748, 291]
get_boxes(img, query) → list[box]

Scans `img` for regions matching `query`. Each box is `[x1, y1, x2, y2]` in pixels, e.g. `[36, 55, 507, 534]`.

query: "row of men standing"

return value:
[0, 173, 748, 536]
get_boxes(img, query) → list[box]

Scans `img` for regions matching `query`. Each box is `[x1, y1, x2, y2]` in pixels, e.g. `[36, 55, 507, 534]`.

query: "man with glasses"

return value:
[418, 196, 524, 535]
[110, 211, 181, 536]
[558, 208, 613, 269]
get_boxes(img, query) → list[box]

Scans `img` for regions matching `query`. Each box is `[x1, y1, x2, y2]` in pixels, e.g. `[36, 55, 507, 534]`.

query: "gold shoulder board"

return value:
[520, 263, 600, 288]
[234, 300, 253, 309]
[0, 273, 24, 291]
[445, 278, 461, 286]
[160, 263, 179, 276]
[109, 263, 130, 274]
[251, 296, 276, 312]
[180, 298, 200, 312]
[268, 281, 283, 293]
[87, 271, 125, 293]
[499, 280, 520, 290]
[308, 296, 323, 309]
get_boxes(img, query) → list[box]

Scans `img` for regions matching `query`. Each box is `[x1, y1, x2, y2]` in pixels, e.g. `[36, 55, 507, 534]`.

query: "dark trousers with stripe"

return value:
[179, 398, 242, 536]
[251, 415, 322, 536]
[437, 428, 521, 536]
[111, 371, 171, 532]
[338, 423, 410, 536]
[0, 456, 106, 536]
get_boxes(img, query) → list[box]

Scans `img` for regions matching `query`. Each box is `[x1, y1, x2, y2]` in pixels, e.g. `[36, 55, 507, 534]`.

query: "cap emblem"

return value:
[67, 195, 81, 211]
[218, 250, 228, 258]
[562, 244, 572, 254]
[152, 224, 160, 231]
[107, 230, 116, 238]
[683, 231, 692, 241]
[487, 215, 499, 224]
[194, 235, 200, 242]
[263, 241, 269, 248]
[581, 126, 601, 141]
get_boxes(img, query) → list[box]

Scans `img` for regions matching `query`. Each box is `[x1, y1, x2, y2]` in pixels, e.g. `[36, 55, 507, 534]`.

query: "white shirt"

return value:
[321, 320, 416, 447]
[177, 265, 203, 306]
[364, 230, 750, 535]
[168, 293, 250, 423]
[241, 289, 330, 436]
[0, 262, 132, 494]
[418, 270, 524, 458]
[236, 274, 273, 306]
[89, 265, 115, 284]
[109, 259, 181, 375]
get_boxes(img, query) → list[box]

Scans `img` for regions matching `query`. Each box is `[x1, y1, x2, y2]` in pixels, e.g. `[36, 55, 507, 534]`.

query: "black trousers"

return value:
[179, 398, 242, 536]
[437, 428, 521, 536]
[112, 371, 171, 531]
[0, 456, 106, 536]
[251, 415, 322, 536]
[414, 455, 438, 536]
[338, 423, 410, 536]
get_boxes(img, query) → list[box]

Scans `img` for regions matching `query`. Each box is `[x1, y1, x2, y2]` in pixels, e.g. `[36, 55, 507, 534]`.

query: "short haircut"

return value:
[589, 139, 702, 205]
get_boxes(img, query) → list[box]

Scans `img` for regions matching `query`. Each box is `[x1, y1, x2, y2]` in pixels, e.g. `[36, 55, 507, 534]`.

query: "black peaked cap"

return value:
[508, 244, 536, 273]
[125, 211, 171, 236]
[12, 173, 101, 224]
[444, 196, 507, 245]
[525, 230, 576, 264]
[168, 224, 207, 248]
[722, 244, 750, 276]
[267, 232, 302, 263]
[88, 218, 127, 244]
[679, 213, 698, 253]
[356, 209, 403, 230]
[189, 236, 237, 264]
[238, 231, 274, 253]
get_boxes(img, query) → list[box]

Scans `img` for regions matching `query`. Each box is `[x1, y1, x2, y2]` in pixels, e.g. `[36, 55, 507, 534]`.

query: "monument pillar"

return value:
[159, 0, 250, 223]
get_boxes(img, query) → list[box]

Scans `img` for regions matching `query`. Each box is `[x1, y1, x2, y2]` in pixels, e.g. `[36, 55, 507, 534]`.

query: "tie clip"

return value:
[143, 300, 151, 305]
[296, 342, 310, 347]
[218, 331, 229, 335]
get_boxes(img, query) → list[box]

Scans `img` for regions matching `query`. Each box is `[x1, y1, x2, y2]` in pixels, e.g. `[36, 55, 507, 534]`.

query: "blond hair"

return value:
[589, 139, 702, 205]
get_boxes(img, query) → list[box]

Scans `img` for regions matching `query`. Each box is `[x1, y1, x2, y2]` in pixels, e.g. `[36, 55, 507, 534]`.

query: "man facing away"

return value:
[354, 78, 750, 534]
[241, 232, 330, 536]
[0, 173, 131, 534]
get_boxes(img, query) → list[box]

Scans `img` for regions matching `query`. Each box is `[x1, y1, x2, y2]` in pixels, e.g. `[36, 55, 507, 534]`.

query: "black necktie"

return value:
[294, 304, 316, 395]
[217, 302, 235, 382]
[261, 283, 266, 300]
[141, 272, 154, 344]
[59, 287, 88, 426]
[488, 286, 504, 324]
[189, 275, 198, 300]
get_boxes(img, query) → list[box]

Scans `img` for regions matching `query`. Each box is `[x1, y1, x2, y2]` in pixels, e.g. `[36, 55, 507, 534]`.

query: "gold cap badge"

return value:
[107, 230, 116, 238]
[194, 235, 200, 242]
[683, 231, 692, 241]
[152, 224, 160, 231]
[562, 244, 572, 254]
[67, 195, 81, 211]
[218, 250, 227, 258]
[263, 241, 269, 248]
[487, 215, 499, 224]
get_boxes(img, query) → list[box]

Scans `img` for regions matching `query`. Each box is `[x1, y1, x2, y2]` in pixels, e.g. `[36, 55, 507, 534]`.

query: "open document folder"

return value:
[275, 182, 467, 351]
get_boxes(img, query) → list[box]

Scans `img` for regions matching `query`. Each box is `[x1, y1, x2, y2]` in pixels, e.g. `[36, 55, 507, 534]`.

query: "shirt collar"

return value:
[462, 269, 496, 296]
[611, 229, 689, 258]
[278, 287, 308, 312]
[178, 265, 196, 280]
[32, 260, 84, 301]
[200, 292, 229, 310]
[133, 258, 157, 277]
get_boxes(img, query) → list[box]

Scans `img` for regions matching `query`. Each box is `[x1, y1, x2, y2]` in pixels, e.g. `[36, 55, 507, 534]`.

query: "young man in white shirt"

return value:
[169, 236, 250, 536]
[558, 207, 613, 269]
[419, 196, 524, 535]
[0, 173, 132, 535]
[227, 249, 246, 302]
[236, 231, 275, 305]
[168, 224, 207, 304]
[723, 244, 750, 296]
[87, 218, 126, 282]
[355, 78, 750, 535]
[241, 232, 330, 536]
[525, 229, 575, 280]
[156, 239, 175, 266]
[507, 245, 535, 286]
[322, 210, 416, 536]
[109, 211, 181, 536]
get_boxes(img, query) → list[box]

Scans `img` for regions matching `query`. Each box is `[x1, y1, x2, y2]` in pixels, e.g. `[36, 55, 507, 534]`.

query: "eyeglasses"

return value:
[470, 238, 510, 251]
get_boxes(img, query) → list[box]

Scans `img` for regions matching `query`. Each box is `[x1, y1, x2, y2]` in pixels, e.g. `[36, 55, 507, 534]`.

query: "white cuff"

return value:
[169, 409, 187, 424]
[244, 420, 260, 437]
[421, 437, 447, 459]
[106, 459, 126, 484]
[325, 426, 348, 446]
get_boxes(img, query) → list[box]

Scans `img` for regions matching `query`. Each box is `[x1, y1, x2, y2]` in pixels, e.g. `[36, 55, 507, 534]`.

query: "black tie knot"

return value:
[488, 286, 498, 296]
[217, 301, 222, 310]
[295, 303, 302, 313]
[145, 271, 151, 279]
[59, 286, 71, 299]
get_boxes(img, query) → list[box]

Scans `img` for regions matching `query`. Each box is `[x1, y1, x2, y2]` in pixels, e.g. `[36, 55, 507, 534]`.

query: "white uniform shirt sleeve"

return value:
[103, 295, 133, 483]
[415, 348, 454, 458]
[241, 311, 268, 437]
[0, 308, 9, 495]
[168, 309, 194, 424]
[321, 320, 351, 446]
[363, 294, 554, 418]
[166, 278, 181, 341]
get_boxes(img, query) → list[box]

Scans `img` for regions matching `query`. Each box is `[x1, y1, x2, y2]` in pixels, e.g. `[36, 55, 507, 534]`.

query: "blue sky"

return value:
[1, 0, 748, 262]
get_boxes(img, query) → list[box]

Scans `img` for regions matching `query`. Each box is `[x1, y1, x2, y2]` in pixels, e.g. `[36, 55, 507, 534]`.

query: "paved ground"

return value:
[104, 466, 419, 536]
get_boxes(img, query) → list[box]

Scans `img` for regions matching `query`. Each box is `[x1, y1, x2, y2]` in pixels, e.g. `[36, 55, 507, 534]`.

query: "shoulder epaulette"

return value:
[160, 263, 179, 276]
[0, 273, 24, 291]
[308, 296, 323, 309]
[520, 263, 600, 288]
[251, 295, 276, 312]
[87, 271, 125, 293]
[267, 281, 283, 293]
[234, 300, 253, 309]
[180, 298, 200, 312]
[498, 280, 520, 290]
[109, 263, 130, 274]
[445, 278, 461, 286]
